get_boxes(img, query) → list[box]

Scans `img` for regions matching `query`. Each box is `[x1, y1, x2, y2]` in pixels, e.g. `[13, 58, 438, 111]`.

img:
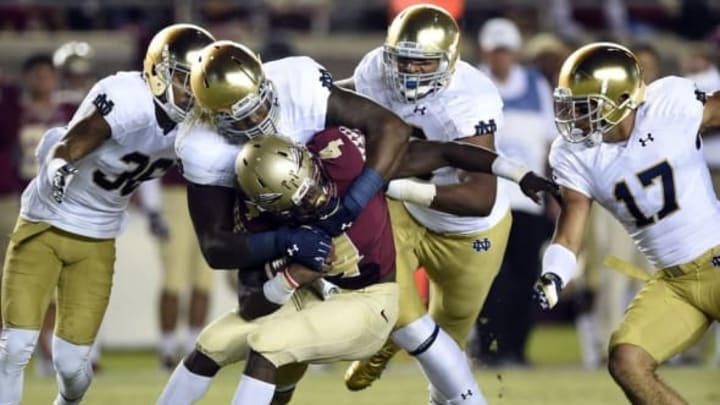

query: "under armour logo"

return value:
[639, 133, 654, 147]
[413, 105, 427, 115]
[474, 119, 497, 135]
[472, 238, 491, 252]
[340, 222, 353, 231]
[92, 93, 114, 116]
[712, 255, 720, 267]
[287, 244, 299, 256]
[318, 68, 333, 90]
[460, 389, 473, 400]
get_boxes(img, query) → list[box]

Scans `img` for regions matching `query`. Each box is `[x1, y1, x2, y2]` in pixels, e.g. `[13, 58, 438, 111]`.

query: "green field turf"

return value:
[22, 326, 720, 404]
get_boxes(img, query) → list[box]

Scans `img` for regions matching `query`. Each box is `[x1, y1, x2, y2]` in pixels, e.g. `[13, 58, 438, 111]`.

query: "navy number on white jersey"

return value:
[93, 152, 174, 195]
[614, 160, 679, 228]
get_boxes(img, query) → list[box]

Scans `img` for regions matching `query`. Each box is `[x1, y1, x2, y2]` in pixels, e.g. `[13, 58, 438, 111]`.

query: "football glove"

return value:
[316, 196, 355, 237]
[47, 159, 78, 204]
[519, 172, 561, 205]
[147, 211, 170, 240]
[275, 225, 332, 272]
[533, 272, 563, 310]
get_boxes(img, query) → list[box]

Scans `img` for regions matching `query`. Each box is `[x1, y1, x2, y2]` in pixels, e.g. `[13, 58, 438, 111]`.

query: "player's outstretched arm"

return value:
[395, 140, 559, 203]
[327, 85, 410, 180]
[315, 86, 411, 236]
[533, 186, 591, 310]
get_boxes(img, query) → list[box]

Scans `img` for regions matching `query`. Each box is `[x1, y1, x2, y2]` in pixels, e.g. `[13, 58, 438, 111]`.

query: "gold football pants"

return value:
[1, 218, 115, 345]
[610, 245, 720, 363]
[388, 199, 511, 348]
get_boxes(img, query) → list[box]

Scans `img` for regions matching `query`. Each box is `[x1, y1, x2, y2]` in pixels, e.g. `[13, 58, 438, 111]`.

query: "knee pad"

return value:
[391, 315, 439, 355]
[52, 336, 91, 378]
[0, 328, 39, 368]
[184, 349, 221, 377]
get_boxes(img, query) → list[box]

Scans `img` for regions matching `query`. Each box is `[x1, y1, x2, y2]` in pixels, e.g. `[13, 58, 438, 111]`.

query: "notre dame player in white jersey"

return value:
[338, 5, 516, 404]
[0, 24, 214, 405]
[533, 42, 720, 404]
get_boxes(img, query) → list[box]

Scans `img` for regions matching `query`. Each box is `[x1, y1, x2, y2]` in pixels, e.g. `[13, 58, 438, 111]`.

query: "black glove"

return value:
[519, 172, 561, 205]
[147, 211, 170, 240]
[532, 272, 563, 311]
[275, 225, 332, 271]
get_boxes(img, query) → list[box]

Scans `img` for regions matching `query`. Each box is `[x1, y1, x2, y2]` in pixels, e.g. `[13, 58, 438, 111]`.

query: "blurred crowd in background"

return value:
[2, 0, 720, 374]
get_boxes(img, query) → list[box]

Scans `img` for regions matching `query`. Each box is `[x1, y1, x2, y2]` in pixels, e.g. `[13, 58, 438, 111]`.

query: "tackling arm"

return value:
[326, 85, 410, 181]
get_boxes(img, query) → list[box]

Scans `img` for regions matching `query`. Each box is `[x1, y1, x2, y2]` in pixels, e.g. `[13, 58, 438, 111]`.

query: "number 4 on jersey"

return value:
[614, 160, 679, 228]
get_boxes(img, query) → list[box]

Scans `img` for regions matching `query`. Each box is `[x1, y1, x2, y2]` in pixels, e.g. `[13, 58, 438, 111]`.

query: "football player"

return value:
[0, 24, 214, 405]
[158, 126, 556, 405]
[338, 5, 512, 404]
[533, 42, 720, 404]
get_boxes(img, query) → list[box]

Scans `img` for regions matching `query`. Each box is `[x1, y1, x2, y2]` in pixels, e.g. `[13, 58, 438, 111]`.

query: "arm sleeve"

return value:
[548, 138, 593, 198]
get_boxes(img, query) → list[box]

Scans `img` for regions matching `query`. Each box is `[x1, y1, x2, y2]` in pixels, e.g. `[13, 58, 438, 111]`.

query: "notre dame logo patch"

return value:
[474, 119, 497, 135]
[92, 93, 114, 116]
[318, 68, 333, 90]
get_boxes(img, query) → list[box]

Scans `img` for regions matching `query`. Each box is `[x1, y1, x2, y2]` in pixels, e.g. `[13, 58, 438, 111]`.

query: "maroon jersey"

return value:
[161, 165, 186, 186]
[236, 126, 395, 290]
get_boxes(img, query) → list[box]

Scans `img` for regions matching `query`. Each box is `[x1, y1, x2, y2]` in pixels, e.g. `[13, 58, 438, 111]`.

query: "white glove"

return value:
[385, 178, 436, 207]
[46, 158, 78, 204]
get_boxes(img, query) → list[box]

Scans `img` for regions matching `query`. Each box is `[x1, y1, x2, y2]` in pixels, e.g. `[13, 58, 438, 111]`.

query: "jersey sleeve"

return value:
[69, 73, 154, 146]
[446, 73, 504, 139]
[548, 137, 593, 198]
[266, 56, 330, 131]
[353, 48, 384, 97]
[175, 124, 238, 188]
[648, 76, 705, 139]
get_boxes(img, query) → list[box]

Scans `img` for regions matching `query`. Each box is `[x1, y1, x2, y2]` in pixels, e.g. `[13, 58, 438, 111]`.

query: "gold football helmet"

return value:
[143, 23, 215, 123]
[235, 135, 335, 223]
[384, 4, 460, 102]
[554, 42, 646, 145]
[191, 40, 279, 142]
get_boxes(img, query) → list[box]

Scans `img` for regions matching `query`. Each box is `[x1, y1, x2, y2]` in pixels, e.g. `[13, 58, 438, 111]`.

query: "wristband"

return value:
[262, 272, 296, 305]
[542, 243, 578, 288]
[385, 179, 436, 207]
[491, 156, 530, 183]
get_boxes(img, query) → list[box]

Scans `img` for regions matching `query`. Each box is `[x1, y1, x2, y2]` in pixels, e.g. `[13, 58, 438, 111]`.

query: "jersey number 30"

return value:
[93, 152, 174, 195]
[614, 160, 679, 228]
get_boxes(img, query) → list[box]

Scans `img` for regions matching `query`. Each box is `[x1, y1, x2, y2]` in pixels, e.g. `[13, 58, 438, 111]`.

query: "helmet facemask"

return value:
[553, 86, 634, 146]
[153, 46, 196, 123]
[212, 78, 280, 143]
[383, 43, 452, 102]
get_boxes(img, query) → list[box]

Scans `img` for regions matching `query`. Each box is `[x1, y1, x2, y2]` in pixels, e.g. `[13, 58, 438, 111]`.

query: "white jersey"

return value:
[177, 56, 331, 187]
[20, 72, 177, 239]
[354, 47, 509, 234]
[550, 76, 720, 269]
